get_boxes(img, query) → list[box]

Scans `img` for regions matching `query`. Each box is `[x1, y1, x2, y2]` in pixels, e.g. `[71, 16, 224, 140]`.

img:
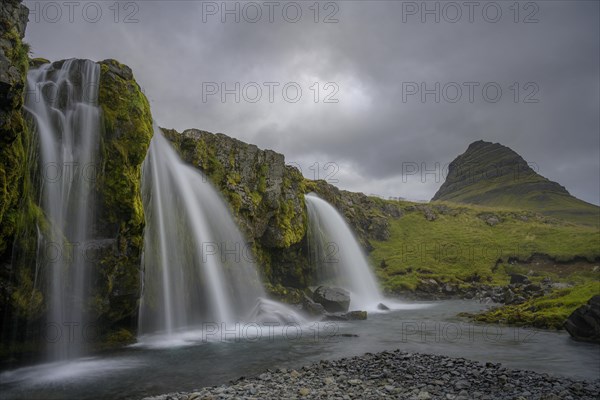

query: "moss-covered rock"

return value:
[163, 128, 309, 286]
[0, 0, 33, 343]
[0, 0, 29, 263]
[93, 59, 153, 328]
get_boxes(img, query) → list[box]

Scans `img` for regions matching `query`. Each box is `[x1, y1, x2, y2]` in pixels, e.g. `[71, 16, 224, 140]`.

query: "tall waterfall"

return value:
[138, 129, 267, 337]
[305, 193, 382, 310]
[24, 59, 101, 360]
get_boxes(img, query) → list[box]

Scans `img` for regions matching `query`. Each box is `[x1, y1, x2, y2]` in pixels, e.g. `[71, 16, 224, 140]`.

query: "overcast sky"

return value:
[23, 0, 600, 204]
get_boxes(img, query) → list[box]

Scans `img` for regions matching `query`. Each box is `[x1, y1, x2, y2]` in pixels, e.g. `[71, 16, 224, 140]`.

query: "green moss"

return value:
[0, 27, 30, 257]
[275, 198, 304, 247]
[264, 282, 303, 304]
[104, 328, 136, 346]
[473, 282, 600, 329]
[257, 165, 268, 193]
[94, 59, 154, 328]
[227, 191, 243, 213]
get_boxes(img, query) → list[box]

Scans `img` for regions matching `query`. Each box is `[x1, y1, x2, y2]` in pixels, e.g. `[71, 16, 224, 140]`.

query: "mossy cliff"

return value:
[0, 53, 153, 358]
[162, 128, 309, 288]
[0, 0, 33, 348]
[93, 59, 153, 329]
[0, 0, 29, 277]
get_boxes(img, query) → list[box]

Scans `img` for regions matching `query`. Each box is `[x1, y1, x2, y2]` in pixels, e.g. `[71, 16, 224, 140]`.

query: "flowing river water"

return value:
[1, 300, 598, 400]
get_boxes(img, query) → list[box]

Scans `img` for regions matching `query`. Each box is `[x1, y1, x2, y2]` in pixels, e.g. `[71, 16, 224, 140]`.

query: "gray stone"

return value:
[312, 286, 351, 313]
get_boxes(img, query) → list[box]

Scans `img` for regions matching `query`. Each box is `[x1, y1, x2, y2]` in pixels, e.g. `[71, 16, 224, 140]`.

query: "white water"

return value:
[305, 193, 383, 311]
[138, 128, 304, 340]
[24, 59, 101, 361]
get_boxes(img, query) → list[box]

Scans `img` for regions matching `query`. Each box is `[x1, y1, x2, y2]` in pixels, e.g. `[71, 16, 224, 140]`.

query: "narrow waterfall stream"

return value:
[24, 59, 101, 361]
[138, 128, 305, 345]
[305, 193, 383, 311]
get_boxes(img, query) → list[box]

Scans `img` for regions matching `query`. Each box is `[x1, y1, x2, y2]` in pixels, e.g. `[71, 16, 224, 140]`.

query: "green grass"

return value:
[369, 199, 599, 328]
[473, 281, 600, 329]
[370, 201, 599, 293]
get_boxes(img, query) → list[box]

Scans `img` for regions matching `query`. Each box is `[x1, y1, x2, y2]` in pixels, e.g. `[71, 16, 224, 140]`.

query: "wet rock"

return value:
[344, 310, 367, 320]
[564, 295, 600, 343]
[312, 286, 350, 313]
[377, 302, 390, 310]
[301, 294, 325, 316]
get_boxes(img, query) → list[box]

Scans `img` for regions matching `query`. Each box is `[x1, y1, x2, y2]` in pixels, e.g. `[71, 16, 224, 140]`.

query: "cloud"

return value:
[24, 0, 600, 204]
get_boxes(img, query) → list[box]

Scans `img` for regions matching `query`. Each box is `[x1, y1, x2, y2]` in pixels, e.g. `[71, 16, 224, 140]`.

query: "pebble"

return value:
[141, 350, 600, 400]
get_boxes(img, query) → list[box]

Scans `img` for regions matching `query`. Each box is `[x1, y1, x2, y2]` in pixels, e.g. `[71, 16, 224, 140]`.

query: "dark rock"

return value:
[523, 283, 542, 293]
[322, 312, 348, 321]
[417, 279, 440, 293]
[443, 284, 457, 295]
[301, 294, 325, 316]
[503, 289, 515, 304]
[344, 311, 367, 320]
[509, 274, 530, 285]
[312, 286, 350, 313]
[377, 303, 390, 310]
[564, 295, 600, 343]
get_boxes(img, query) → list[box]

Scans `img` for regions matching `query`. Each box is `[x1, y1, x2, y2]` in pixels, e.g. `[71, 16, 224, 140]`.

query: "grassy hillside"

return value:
[369, 199, 600, 328]
[431, 141, 599, 227]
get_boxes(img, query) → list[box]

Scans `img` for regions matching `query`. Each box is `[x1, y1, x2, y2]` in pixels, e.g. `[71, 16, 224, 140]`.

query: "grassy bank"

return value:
[369, 200, 600, 327]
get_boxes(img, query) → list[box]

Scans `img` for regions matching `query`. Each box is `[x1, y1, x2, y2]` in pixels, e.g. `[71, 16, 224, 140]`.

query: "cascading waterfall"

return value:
[24, 59, 101, 360]
[138, 128, 299, 338]
[22, 59, 305, 355]
[305, 193, 382, 310]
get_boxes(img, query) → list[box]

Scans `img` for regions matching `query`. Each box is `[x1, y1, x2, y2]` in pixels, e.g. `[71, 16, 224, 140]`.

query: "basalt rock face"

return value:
[432, 140, 599, 226]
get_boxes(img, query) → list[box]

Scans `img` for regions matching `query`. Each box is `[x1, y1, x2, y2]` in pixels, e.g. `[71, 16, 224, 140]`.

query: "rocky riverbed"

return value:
[140, 350, 599, 400]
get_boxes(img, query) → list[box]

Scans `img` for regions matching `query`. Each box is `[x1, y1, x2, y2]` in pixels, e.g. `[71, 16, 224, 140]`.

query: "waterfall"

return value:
[305, 193, 382, 310]
[24, 59, 101, 360]
[138, 128, 272, 337]
[23, 59, 306, 354]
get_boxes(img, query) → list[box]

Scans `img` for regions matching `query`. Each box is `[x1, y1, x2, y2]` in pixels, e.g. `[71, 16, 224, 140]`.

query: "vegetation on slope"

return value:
[369, 199, 600, 328]
[432, 140, 599, 227]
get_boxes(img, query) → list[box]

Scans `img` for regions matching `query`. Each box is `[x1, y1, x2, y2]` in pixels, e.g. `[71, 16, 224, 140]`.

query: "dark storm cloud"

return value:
[24, 0, 599, 204]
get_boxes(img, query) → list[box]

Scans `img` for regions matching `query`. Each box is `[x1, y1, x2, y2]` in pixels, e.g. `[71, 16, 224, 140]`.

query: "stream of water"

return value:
[1, 300, 597, 400]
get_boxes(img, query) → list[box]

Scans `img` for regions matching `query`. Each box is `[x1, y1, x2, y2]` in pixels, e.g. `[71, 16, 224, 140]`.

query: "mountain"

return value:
[432, 140, 599, 226]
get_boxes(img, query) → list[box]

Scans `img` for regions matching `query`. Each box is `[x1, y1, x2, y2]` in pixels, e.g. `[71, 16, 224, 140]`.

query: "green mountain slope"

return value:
[431, 140, 599, 227]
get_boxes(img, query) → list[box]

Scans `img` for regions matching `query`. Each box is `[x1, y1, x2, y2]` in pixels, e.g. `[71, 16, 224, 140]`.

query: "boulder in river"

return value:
[322, 310, 367, 321]
[345, 311, 367, 320]
[564, 295, 600, 343]
[301, 294, 326, 316]
[377, 303, 390, 310]
[312, 286, 351, 313]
